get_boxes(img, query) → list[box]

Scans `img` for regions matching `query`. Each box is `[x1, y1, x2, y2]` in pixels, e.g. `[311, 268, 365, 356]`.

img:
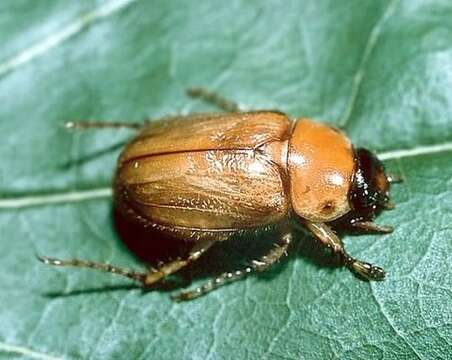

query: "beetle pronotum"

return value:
[39, 88, 401, 301]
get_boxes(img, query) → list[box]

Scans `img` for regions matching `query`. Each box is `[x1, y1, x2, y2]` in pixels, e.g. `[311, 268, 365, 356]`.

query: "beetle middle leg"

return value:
[304, 221, 385, 281]
[186, 87, 241, 112]
[171, 228, 293, 302]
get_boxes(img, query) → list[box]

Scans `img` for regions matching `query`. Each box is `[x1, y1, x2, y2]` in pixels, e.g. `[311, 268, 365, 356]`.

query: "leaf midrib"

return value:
[1, 140, 451, 209]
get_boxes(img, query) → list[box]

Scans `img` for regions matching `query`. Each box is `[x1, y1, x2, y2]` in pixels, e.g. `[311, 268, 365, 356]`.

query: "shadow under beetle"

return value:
[39, 88, 401, 301]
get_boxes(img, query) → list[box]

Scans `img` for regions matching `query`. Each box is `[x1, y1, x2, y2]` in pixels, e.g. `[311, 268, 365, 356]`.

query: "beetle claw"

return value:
[347, 258, 386, 281]
[36, 254, 64, 266]
[387, 174, 403, 183]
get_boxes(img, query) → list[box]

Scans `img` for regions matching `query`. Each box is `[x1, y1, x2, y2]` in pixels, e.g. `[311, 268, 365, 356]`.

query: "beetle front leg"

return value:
[304, 221, 385, 281]
[186, 87, 241, 112]
[350, 221, 394, 234]
[171, 228, 293, 302]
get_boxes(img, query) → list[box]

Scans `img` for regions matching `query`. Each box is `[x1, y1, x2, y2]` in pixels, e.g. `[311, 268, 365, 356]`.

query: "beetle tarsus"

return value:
[38, 241, 215, 291]
[38, 255, 147, 283]
[64, 121, 142, 131]
[350, 221, 394, 234]
[345, 257, 386, 281]
[186, 87, 241, 112]
[37, 254, 63, 266]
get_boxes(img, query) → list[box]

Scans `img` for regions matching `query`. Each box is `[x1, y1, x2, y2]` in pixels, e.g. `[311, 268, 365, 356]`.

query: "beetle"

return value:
[39, 88, 401, 301]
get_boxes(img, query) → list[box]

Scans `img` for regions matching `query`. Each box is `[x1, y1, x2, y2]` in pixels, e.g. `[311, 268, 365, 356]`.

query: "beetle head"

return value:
[348, 148, 391, 219]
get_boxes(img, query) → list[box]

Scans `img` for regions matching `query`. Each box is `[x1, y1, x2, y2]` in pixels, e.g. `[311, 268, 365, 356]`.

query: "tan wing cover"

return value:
[115, 112, 290, 231]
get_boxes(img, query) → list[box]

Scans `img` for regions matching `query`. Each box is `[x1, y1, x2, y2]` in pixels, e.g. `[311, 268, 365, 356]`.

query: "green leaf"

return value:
[1, 1, 451, 359]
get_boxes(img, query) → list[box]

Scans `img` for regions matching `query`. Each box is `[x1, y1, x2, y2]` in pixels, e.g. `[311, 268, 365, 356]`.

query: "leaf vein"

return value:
[88, 294, 128, 359]
[262, 260, 295, 360]
[370, 285, 424, 360]
[0, 0, 139, 78]
[0, 341, 65, 360]
[1, 140, 451, 210]
[0, 188, 112, 209]
[339, 0, 397, 128]
[377, 141, 452, 161]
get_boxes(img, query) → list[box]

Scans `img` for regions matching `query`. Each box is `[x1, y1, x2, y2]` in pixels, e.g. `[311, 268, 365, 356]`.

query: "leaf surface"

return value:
[0, 1, 451, 359]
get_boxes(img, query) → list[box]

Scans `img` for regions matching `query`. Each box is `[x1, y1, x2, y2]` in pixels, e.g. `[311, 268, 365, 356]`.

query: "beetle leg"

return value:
[304, 221, 386, 281]
[142, 239, 215, 286]
[186, 87, 241, 112]
[64, 121, 142, 131]
[171, 230, 293, 302]
[350, 221, 394, 234]
[387, 174, 403, 184]
[37, 240, 214, 287]
[37, 255, 150, 283]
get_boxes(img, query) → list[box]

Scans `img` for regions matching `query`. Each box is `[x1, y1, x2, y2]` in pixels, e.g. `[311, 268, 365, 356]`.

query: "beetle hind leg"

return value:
[38, 239, 214, 287]
[171, 230, 293, 302]
[37, 255, 149, 283]
[186, 87, 241, 112]
[142, 239, 214, 286]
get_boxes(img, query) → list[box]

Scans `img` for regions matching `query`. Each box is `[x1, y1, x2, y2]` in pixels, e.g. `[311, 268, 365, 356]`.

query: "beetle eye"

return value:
[349, 148, 390, 217]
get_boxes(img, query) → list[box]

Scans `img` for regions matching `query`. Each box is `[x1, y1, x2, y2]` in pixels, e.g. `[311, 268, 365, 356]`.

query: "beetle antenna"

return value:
[64, 121, 143, 131]
[37, 255, 147, 284]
